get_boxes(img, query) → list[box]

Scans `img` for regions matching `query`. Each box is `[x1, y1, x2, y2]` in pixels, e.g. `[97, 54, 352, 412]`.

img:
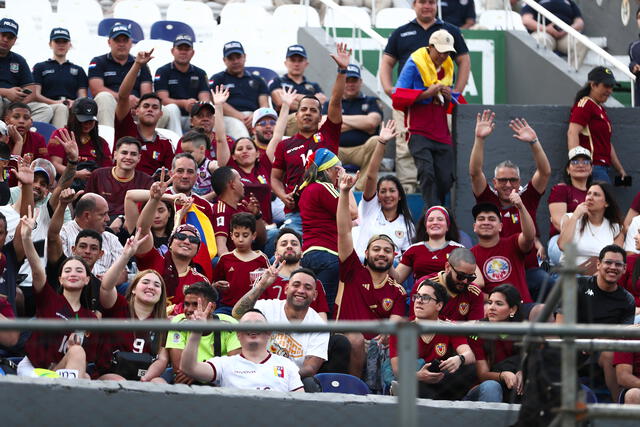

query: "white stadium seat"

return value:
[98, 125, 115, 153]
[220, 3, 271, 28]
[324, 6, 372, 28]
[375, 7, 415, 28]
[56, 0, 104, 34]
[478, 10, 526, 31]
[166, 0, 217, 43]
[271, 5, 321, 45]
[113, 0, 162, 37]
[130, 39, 173, 76]
[155, 128, 180, 151]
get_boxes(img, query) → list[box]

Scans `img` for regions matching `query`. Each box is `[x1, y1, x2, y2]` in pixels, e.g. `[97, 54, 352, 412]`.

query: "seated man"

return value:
[614, 347, 640, 404]
[441, 0, 476, 29]
[181, 308, 304, 392]
[4, 102, 48, 160]
[209, 41, 269, 139]
[322, 64, 382, 191]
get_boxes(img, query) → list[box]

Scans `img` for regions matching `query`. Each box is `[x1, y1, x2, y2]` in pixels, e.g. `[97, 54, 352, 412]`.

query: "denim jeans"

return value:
[301, 250, 339, 316]
[547, 234, 561, 266]
[464, 380, 503, 402]
[591, 164, 611, 183]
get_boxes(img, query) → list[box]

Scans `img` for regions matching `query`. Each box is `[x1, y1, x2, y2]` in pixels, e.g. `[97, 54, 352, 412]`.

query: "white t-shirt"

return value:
[255, 299, 328, 368]
[560, 213, 621, 265]
[624, 215, 640, 254]
[207, 353, 303, 392]
[354, 194, 414, 262]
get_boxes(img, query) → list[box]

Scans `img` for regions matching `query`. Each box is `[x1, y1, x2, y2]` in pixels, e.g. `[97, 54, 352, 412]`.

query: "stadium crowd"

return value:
[1, 0, 640, 405]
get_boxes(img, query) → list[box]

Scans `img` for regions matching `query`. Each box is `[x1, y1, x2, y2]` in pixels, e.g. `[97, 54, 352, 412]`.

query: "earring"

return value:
[509, 313, 515, 318]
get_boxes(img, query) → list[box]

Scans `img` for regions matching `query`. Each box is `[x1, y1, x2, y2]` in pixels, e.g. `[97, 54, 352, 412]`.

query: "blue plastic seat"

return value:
[580, 383, 598, 403]
[245, 67, 279, 87]
[98, 18, 145, 43]
[31, 122, 57, 143]
[150, 20, 196, 43]
[315, 373, 370, 395]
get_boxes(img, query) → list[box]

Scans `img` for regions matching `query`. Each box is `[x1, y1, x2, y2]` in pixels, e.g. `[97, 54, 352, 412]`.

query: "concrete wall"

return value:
[577, 0, 637, 55]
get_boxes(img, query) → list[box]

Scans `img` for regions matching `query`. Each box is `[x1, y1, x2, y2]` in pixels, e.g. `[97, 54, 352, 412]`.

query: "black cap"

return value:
[346, 64, 361, 79]
[286, 44, 307, 58]
[472, 203, 501, 219]
[50, 27, 70, 41]
[109, 24, 131, 39]
[0, 18, 18, 36]
[72, 97, 98, 122]
[223, 41, 244, 57]
[173, 34, 193, 47]
[587, 66, 618, 86]
[190, 102, 215, 117]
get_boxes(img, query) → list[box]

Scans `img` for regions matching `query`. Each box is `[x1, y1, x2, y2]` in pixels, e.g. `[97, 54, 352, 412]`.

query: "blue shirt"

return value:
[88, 53, 152, 97]
[384, 19, 469, 74]
[440, 0, 476, 27]
[0, 51, 33, 89]
[268, 74, 323, 97]
[322, 94, 383, 148]
[32, 59, 88, 100]
[209, 70, 268, 112]
[154, 62, 210, 115]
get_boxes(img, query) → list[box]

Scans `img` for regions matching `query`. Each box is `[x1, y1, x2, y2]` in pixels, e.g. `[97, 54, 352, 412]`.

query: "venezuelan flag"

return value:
[185, 204, 217, 280]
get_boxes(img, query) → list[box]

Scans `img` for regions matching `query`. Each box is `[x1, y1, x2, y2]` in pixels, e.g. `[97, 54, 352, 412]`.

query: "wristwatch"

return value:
[337, 68, 348, 74]
[458, 354, 466, 365]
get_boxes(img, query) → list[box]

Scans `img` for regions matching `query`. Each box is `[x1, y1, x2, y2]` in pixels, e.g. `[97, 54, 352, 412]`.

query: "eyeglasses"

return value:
[570, 159, 591, 166]
[173, 232, 200, 244]
[450, 264, 477, 282]
[601, 259, 626, 269]
[256, 119, 276, 127]
[494, 177, 519, 184]
[412, 294, 438, 304]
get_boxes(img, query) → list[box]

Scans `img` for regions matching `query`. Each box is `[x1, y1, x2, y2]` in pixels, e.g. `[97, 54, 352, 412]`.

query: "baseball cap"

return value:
[223, 41, 244, 57]
[109, 24, 131, 40]
[190, 102, 215, 117]
[72, 98, 98, 123]
[346, 64, 361, 79]
[587, 66, 618, 86]
[0, 120, 8, 137]
[0, 18, 19, 37]
[252, 107, 277, 128]
[173, 34, 193, 48]
[568, 146, 592, 160]
[286, 44, 307, 58]
[32, 158, 56, 186]
[50, 27, 71, 41]
[429, 29, 456, 54]
[472, 203, 501, 220]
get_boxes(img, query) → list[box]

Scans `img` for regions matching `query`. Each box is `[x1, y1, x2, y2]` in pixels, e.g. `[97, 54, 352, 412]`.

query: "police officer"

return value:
[209, 41, 269, 139]
[88, 24, 152, 127]
[154, 34, 211, 135]
[32, 28, 89, 128]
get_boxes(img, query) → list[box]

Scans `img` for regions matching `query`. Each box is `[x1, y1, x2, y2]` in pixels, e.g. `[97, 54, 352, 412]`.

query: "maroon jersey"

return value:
[213, 250, 270, 307]
[547, 183, 587, 236]
[400, 241, 465, 280]
[613, 351, 640, 376]
[13, 131, 48, 160]
[259, 275, 330, 314]
[166, 188, 214, 221]
[620, 254, 640, 307]
[471, 234, 532, 303]
[212, 200, 247, 252]
[85, 167, 153, 216]
[468, 335, 516, 365]
[299, 182, 339, 254]
[229, 156, 273, 224]
[24, 284, 98, 369]
[272, 118, 341, 213]
[389, 327, 468, 361]
[569, 97, 612, 166]
[631, 192, 640, 213]
[336, 250, 406, 337]
[48, 128, 112, 167]
[114, 111, 174, 175]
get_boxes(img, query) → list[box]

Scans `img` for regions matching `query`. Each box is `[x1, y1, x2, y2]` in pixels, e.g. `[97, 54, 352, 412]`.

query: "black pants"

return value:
[408, 135, 455, 207]
[418, 364, 477, 400]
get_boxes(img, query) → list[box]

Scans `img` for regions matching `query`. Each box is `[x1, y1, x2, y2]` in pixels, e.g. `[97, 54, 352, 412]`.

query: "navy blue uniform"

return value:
[153, 62, 209, 115]
[268, 74, 323, 97]
[440, 0, 476, 28]
[322, 94, 383, 148]
[384, 19, 469, 73]
[32, 59, 88, 100]
[521, 0, 581, 29]
[0, 51, 33, 88]
[209, 70, 268, 112]
[88, 53, 151, 97]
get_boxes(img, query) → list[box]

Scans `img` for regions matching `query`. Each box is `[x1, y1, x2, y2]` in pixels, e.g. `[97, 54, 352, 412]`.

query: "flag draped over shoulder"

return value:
[185, 204, 216, 280]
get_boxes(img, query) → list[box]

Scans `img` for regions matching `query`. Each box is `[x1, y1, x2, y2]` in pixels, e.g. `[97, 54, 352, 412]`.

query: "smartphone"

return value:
[21, 88, 32, 95]
[615, 175, 633, 187]
[427, 359, 441, 373]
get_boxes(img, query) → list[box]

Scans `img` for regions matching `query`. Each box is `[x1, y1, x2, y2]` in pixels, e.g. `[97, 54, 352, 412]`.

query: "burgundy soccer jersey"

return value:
[471, 234, 532, 303]
[389, 328, 468, 361]
[547, 183, 587, 236]
[569, 97, 612, 166]
[212, 251, 270, 307]
[298, 182, 339, 254]
[14, 131, 48, 160]
[400, 241, 465, 280]
[259, 275, 330, 314]
[410, 271, 484, 322]
[336, 250, 406, 336]
[613, 351, 640, 376]
[229, 156, 273, 224]
[212, 200, 247, 252]
[85, 167, 153, 216]
[24, 284, 98, 369]
[48, 128, 112, 167]
[272, 118, 341, 213]
[114, 111, 174, 175]
[468, 336, 516, 364]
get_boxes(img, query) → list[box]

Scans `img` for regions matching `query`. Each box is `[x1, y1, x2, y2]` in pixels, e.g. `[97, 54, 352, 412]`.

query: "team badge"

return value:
[248, 79, 256, 88]
[312, 133, 322, 144]
[483, 256, 512, 282]
[9, 63, 19, 73]
[90, 149, 96, 156]
[458, 302, 469, 316]
[361, 103, 369, 112]
[305, 83, 314, 92]
[435, 343, 447, 357]
[395, 230, 404, 239]
[172, 332, 182, 344]
[382, 298, 394, 311]
[70, 68, 78, 76]
[274, 366, 285, 378]
[152, 151, 160, 160]
[200, 171, 207, 178]
[460, 0, 468, 5]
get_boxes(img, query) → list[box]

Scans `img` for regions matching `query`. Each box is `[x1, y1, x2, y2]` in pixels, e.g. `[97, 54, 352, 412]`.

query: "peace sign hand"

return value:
[192, 297, 214, 322]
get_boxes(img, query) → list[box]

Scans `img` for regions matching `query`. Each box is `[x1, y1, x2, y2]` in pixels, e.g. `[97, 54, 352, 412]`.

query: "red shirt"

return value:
[115, 111, 174, 175]
[471, 234, 532, 303]
[259, 275, 330, 314]
[389, 328, 468, 361]
[613, 351, 640, 376]
[0, 295, 13, 318]
[620, 254, 640, 307]
[411, 271, 484, 322]
[400, 241, 465, 280]
[24, 284, 98, 369]
[631, 191, 640, 213]
[272, 118, 341, 213]
[229, 157, 273, 224]
[469, 336, 516, 365]
[212, 200, 247, 252]
[85, 167, 153, 216]
[212, 251, 270, 307]
[335, 250, 406, 336]
[299, 181, 339, 254]
[48, 128, 112, 167]
[547, 183, 587, 236]
[569, 97, 612, 166]
[14, 131, 48, 160]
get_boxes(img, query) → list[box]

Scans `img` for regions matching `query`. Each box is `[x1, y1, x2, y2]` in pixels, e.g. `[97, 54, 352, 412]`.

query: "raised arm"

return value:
[12, 157, 35, 263]
[180, 297, 216, 381]
[116, 49, 153, 121]
[326, 43, 351, 124]
[362, 120, 397, 200]
[266, 86, 297, 164]
[47, 188, 76, 263]
[509, 118, 551, 194]
[48, 127, 80, 208]
[20, 206, 45, 293]
[512, 190, 535, 253]
[558, 203, 588, 251]
[135, 172, 174, 255]
[469, 110, 494, 196]
[212, 85, 231, 167]
[337, 171, 358, 262]
[231, 260, 282, 319]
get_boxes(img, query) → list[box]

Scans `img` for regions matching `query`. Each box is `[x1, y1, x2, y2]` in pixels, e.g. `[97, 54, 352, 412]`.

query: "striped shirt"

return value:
[60, 220, 124, 276]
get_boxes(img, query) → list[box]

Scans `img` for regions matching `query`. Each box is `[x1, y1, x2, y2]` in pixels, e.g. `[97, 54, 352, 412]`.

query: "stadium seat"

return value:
[324, 6, 372, 29]
[315, 373, 370, 395]
[245, 67, 279, 87]
[477, 10, 526, 31]
[56, 0, 104, 34]
[113, 0, 162, 38]
[47, 14, 92, 43]
[98, 18, 145, 43]
[375, 7, 415, 28]
[5, 0, 52, 14]
[220, 3, 272, 29]
[580, 384, 598, 404]
[272, 5, 321, 27]
[156, 128, 180, 151]
[150, 20, 196, 43]
[131, 39, 174, 76]
[98, 125, 115, 153]
[245, 0, 275, 10]
[31, 122, 57, 143]
[166, 1, 217, 44]
[3, 0, 53, 34]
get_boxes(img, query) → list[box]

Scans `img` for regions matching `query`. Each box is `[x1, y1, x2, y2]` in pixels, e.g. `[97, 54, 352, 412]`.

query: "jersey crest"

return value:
[435, 343, 447, 357]
[483, 256, 512, 282]
[382, 297, 394, 311]
[458, 302, 469, 316]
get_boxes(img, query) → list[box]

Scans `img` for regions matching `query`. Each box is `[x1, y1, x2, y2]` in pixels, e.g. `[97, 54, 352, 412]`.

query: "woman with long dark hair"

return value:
[122, 189, 176, 254]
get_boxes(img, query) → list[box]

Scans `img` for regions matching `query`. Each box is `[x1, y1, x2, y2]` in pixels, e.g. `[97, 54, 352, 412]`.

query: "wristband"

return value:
[254, 212, 263, 220]
[529, 137, 539, 145]
[67, 159, 79, 165]
[378, 137, 387, 145]
[337, 68, 347, 74]
[457, 354, 465, 365]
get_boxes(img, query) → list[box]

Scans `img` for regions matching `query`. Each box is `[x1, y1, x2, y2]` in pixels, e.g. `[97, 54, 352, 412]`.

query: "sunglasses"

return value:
[173, 232, 199, 244]
[412, 294, 438, 303]
[451, 264, 477, 282]
[257, 119, 276, 127]
[494, 177, 519, 184]
[570, 159, 591, 166]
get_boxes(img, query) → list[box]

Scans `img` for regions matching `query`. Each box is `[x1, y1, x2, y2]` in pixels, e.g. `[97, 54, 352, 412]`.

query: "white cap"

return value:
[429, 29, 456, 54]
[252, 107, 278, 128]
[568, 146, 592, 160]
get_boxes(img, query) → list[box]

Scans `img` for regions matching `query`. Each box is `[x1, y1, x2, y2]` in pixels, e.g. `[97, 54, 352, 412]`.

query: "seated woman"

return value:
[465, 284, 524, 403]
[97, 231, 170, 382]
[122, 186, 176, 254]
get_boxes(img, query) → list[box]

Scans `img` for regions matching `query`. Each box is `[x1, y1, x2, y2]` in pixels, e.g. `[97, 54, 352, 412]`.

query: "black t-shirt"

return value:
[32, 59, 88, 100]
[208, 70, 268, 112]
[558, 276, 635, 325]
[441, 0, 476, 28]
[46, 254, 102, 313]
[521, 0, 581, 28]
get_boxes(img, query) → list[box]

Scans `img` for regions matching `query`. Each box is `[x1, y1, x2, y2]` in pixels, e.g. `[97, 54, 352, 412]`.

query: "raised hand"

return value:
[338, 169, 359, 192]
[123, 228, 150, 257]
[475, 109, 495, 139]
[509, 118, 538, 144]
[192, 297, 214, 322]
[135, 49, 154, 66]
[330, 42, 352, 70]
[280, 86, 298, 108]
[59, 188, 78, 206]
[52, 128, 79, 162]
[508, 189, 524, 209]
[20, 205, 36, 240]
[16, 155, 34, 185]
[240, 193, 261, 216]
[257, 258, 283, 289]
[379, 120, 398, 144]
[150, 168, 173, 200]
[212, 85, 230, 105]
